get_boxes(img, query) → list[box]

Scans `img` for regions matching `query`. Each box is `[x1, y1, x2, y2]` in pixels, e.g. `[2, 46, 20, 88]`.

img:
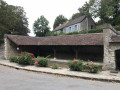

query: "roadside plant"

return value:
[52, 64, 59, 69]
[35, 56, 50, 67]
[17, 52, 34, 65]
[18, 52, 34, 58]
[88, 61, 100, 73]
[68, 59, 83, 71]
[35, 61, 38, 65]
[27, 52, 34, 58]
[10, 56, 18, 63]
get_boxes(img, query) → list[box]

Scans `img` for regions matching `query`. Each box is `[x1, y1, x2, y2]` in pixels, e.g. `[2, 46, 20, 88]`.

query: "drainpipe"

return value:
[87, 17, 89, 33]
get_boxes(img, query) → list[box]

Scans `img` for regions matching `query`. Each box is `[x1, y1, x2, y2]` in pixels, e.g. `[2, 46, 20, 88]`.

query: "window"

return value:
[69, 27, 72, 32]
[91, 25, 93, 29]
[74, 25, 78, 31]
[63, 28, 66, 33]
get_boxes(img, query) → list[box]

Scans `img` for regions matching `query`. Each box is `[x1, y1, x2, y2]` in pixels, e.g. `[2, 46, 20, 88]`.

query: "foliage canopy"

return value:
[33, 15, 50, 37]
[0, 0, 29, 39]
[53, 15, 67, 29]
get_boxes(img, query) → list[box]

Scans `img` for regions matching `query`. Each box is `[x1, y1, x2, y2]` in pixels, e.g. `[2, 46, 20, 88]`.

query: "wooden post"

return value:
[54, 49, 56, 60]
[75, 49, 78, 59]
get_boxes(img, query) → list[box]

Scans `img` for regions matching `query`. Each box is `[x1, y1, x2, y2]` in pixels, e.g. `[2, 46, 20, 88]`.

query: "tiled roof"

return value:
[54, 22, 67, 31]
[7, 35, 38, 45]
[54, 16, 86, 31]
[6, 33, 103, 46]
[65, 16, 86, 27]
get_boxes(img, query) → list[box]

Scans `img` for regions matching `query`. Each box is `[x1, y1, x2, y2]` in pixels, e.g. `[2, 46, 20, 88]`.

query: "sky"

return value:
[4, 0, 89, 36]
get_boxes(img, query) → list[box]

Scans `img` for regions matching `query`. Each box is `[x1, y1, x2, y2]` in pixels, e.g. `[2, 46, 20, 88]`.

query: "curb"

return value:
[0, 63, 120, 83]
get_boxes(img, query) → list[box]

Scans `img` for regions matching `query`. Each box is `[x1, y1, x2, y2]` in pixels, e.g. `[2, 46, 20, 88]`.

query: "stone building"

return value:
[4, 24, 120, 70]
[54, 16, 96, 34]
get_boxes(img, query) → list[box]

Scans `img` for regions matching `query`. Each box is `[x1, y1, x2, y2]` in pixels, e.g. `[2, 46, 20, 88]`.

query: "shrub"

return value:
[68, 60, 83, 71]
[60, 28, 103, 36]
[87, 61, 100, 73]
[52, 64, 59, 69]
[114, 25, 120, 31]
[18, 52, 34, 58]
[18, 52, 34, 65]
[26, 52, 34, 58]
[35, 57, 50, 67]
[10, 56, 18, 63]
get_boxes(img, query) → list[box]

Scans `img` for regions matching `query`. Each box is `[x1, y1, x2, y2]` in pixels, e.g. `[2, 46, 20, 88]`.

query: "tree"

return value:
[33, 15, 50, 37]
[71, 13, 81, 20]
[53, 15, 67, 29]
[0, 0, 29, 39]
[71, 2, 91, 20]
[11, 6, 30, 35]
[45, 31, 57, 36]
[83, 0, 120, 26]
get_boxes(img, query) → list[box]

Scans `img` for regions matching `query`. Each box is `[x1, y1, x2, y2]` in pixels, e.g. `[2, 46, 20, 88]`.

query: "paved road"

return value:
[0, 65, 120, 90]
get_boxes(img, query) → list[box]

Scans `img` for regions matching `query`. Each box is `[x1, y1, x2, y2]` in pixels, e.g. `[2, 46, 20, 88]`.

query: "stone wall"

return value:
[88, 17, 96, 29]
[103, 24, 118, 70]
[4, 36, 19, 59]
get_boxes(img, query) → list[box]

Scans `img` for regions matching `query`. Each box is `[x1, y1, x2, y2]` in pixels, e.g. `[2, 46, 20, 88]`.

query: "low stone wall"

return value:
[103, 24, 120, 70]
[4, 37, 19, 59]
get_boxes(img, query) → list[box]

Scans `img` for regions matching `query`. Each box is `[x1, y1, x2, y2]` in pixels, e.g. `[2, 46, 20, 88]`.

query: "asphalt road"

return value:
[0, 65, 120, 90]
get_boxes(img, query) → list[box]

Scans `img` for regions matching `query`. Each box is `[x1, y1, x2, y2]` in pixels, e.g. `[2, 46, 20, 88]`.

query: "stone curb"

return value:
[0, 62, 120, 83]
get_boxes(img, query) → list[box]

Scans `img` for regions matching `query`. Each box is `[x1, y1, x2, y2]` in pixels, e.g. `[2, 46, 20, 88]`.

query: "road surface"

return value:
[0, 65, 120, 90]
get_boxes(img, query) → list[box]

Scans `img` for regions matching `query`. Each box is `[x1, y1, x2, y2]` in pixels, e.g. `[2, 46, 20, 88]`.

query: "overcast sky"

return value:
[4, 0, 89, 36]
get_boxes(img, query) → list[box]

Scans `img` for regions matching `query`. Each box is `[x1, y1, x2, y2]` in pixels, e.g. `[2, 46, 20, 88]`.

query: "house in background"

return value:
[54, 16, 96, 34]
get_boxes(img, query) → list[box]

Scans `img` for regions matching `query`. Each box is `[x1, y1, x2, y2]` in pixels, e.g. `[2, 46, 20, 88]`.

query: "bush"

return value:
[60, 28, 103, 36]
[68, 60, 100, 73]
[18, 52, 34, 65]
[114, 25, 120, 31]
[18, 52, 34, 58]
[10, 56, 18, 63]
[87, 61, 100, 73]
[52, 64, 59, 69]
[35, 57, 50, 67]
[68, 60, 83, 71]
[87, 28, 103, 33]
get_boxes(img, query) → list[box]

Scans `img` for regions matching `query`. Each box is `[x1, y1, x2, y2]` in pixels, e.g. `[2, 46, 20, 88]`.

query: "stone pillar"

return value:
[103, 24, 116, 70]
[4, 36, 18, 60]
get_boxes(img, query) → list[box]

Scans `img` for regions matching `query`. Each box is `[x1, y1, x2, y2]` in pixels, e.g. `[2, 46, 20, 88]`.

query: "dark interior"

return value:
[19, 45, 103, 62]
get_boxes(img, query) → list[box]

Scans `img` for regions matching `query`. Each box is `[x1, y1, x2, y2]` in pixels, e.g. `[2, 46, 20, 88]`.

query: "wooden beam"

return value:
[54, 49, 56, 60]
[75, 49, 78, 59]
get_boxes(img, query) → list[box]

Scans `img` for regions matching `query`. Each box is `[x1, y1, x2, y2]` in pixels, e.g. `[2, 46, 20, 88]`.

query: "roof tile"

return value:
[7, 33, 103, 46]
